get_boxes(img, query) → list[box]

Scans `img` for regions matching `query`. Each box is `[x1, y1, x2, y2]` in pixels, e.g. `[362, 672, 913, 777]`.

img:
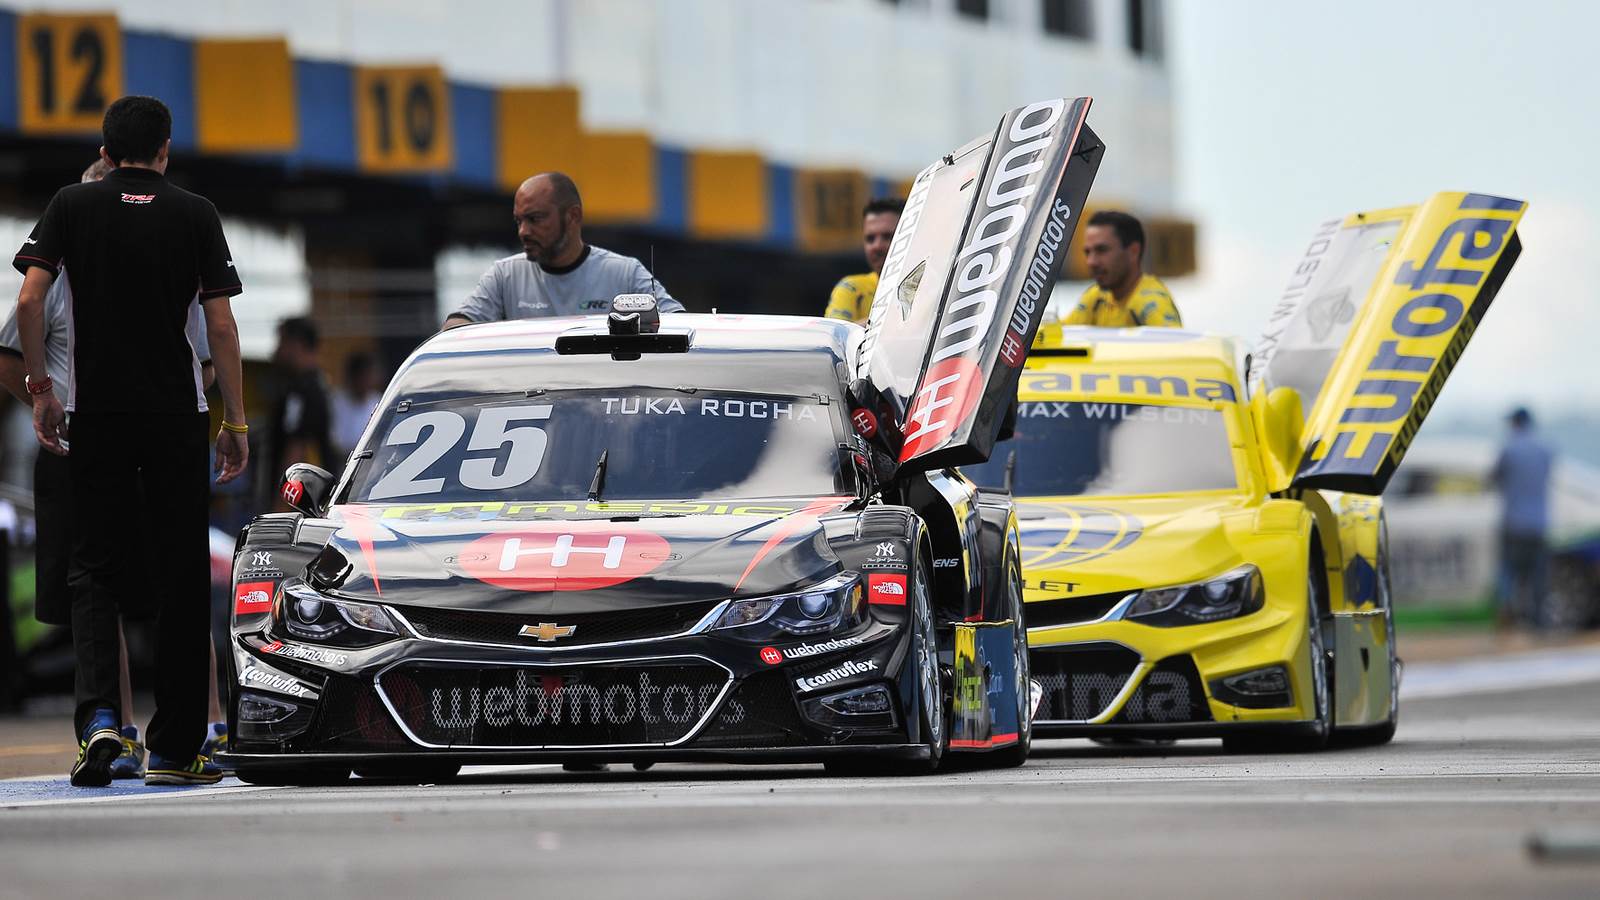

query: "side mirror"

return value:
[1251, 386, 1305, 495]
[280, 464, 336, 518]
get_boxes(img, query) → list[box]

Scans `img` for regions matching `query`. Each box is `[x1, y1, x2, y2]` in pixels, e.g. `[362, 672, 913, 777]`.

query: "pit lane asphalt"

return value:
[3, 649, 1599, 900]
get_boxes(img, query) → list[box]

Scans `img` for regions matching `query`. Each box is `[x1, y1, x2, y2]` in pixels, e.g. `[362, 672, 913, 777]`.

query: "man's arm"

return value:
[203, 296, 248, 483]
[443, 264, 505, 329]
[823, 280, 863, 322]
[1135, 285, 1183, 328]
[17, 266, 65, 454]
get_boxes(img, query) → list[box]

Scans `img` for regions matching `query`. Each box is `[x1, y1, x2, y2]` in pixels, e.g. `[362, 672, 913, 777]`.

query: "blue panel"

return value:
[871, 177, 893, 200]
[123, 30, 195, 149]
[0, 11, 16, 131]
[449, 82, 495, 188]
[765, 163, 795, 247]
[292, 59, 355, 170]
[654, 146, 686, 232]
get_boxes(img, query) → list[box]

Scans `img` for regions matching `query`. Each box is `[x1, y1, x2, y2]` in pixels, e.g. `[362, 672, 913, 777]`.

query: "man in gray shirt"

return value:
[1491, 407, 1556, 629]
[443, 171, 680, 328]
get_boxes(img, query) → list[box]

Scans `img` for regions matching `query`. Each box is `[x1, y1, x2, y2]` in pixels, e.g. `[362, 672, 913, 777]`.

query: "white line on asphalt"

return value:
[5, 789, 1598, 818]
[0, 764, 563, 809]
[1, 783, 279, 809]
[1402, 645, 1600, 698]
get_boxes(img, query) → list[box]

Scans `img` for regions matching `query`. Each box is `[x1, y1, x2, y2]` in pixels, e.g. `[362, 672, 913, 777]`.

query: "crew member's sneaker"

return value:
[201, 723, 233, 775]
[69, 708, 122, 788]
[109, 725, 147, 780]
[145, 753, 224, 786]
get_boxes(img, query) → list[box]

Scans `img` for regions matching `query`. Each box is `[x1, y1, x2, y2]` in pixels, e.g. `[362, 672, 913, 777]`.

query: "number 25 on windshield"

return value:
[368, 405, 551, 501]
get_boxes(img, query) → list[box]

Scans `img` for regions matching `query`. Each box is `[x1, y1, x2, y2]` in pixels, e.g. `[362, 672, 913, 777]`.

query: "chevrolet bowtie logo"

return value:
[518, 622, 576, 642]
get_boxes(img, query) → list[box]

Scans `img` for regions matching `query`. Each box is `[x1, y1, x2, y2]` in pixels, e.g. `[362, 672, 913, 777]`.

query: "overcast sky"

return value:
[1161, 0, 1596, 422]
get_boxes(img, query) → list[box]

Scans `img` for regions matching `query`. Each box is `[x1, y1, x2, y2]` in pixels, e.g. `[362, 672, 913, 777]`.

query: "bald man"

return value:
[443, 172, 680, 329]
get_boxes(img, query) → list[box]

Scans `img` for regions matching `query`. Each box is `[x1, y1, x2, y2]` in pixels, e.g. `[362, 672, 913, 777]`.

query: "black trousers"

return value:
[32, 451, 72, 626]
[69, 411, 211, 762]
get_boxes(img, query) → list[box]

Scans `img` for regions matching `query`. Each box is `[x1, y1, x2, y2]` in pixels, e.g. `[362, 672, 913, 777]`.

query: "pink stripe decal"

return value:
[732, 496, 849, 593]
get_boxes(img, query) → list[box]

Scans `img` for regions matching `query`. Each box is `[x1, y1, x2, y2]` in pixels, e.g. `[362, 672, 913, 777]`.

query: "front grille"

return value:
[307, 676, 413, 751]
[692, 670, 809, 747]
[1110, 655, 1212, 724]
[1025, 591, 1129, 629]
[1031, 642, 1141, 721]
[396, 599, 723, 648]
[378, 661, 728, 747]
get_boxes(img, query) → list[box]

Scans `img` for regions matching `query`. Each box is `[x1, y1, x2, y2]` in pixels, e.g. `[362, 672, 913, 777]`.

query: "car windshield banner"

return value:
[1250, 191, 1526, 495]
[854, 97, 1102, 470]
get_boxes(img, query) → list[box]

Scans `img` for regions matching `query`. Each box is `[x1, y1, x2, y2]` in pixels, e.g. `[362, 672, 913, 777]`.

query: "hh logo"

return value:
[868, 573, 908, 606]
[759, 647, 783, 666]
[233, 580, 275, 615]
[282, 480, 304, 506]
[459, 525, 672, 592]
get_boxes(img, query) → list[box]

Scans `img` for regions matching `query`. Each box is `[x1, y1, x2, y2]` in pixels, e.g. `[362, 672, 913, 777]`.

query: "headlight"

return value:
[275, 581, 401, 647]
[1125, 565, 1264, 627]
[713, 572, 863, 641]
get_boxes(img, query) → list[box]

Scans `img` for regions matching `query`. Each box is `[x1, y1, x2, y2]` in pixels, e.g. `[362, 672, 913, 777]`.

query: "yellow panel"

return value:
[795, 169, 869, 253]
[496, 87, 580, 192]
[352, 65, 453, 173]
[15, 13, 123, 136]
[194, 39, 296, 153]
[577, 131, 655, 223]
[1146, 217, 1198, 277]
[688, 150, 766, 240]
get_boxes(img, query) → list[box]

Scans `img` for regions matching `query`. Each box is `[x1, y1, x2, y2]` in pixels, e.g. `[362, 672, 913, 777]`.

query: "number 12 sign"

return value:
[354, 65, 453, 174]
[16, 13, 124, 135]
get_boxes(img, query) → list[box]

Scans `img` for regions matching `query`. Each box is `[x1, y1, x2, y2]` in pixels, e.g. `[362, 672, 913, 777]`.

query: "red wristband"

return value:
[24, 374, 53, 396]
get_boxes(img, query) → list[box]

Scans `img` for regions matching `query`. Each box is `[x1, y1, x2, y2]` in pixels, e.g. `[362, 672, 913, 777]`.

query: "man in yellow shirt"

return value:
[823, 198, 903, 323]
[1065, 210, 1182, 327]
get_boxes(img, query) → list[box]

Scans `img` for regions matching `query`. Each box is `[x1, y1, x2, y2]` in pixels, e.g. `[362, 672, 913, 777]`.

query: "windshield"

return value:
[963, 401, 1238, 496]
[346, 389, 844, 503]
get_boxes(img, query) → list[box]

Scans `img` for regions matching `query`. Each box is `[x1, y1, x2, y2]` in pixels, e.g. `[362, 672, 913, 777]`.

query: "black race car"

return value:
[222, 97, 1103, 783]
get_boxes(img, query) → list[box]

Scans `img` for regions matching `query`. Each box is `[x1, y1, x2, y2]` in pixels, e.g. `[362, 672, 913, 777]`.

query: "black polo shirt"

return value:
[12, 167, 242, 414]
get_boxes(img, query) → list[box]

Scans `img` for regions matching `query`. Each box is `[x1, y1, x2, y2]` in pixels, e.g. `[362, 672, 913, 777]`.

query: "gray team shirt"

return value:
[0, 277, 211, 410]
[452, 245, 682, 322]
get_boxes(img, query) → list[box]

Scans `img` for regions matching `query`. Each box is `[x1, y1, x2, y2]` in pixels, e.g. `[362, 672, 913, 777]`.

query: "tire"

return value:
[353, 762, 462, 782]
[1335, 521, 1399, 748]
[825, 552, 946, 776]
[235, 765, 352, 786]
[1224, 559, 1333, 754]
[978, 542, 1031, 769]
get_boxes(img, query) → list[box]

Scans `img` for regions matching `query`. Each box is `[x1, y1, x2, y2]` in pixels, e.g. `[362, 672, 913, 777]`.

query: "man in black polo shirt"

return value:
[13, 96, 249, 787]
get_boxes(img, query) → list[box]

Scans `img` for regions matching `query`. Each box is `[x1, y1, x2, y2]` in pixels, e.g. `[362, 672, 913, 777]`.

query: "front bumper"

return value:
[221, 743, 931, 772]
[227, 616, 921, 761]
[1025, 593, 1316, 736]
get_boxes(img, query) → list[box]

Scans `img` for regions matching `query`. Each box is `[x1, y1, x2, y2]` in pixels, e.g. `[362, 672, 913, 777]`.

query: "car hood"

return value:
[307, 497, 854, 615]
[1015, 494, 1254, 598]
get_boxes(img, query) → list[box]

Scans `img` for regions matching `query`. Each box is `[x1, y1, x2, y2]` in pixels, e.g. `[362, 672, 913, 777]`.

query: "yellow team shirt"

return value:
[1064, 274, 1182, 327]
[824, 272, 879, 324]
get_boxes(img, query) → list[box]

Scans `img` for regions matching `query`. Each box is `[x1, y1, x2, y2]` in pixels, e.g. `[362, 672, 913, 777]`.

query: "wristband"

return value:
[24, 374, 53, 396]
[220, 420, 249, 434]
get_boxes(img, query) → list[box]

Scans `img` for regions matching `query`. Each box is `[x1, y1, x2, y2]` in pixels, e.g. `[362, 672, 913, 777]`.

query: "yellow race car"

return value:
[962, 191, 1525, 751]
